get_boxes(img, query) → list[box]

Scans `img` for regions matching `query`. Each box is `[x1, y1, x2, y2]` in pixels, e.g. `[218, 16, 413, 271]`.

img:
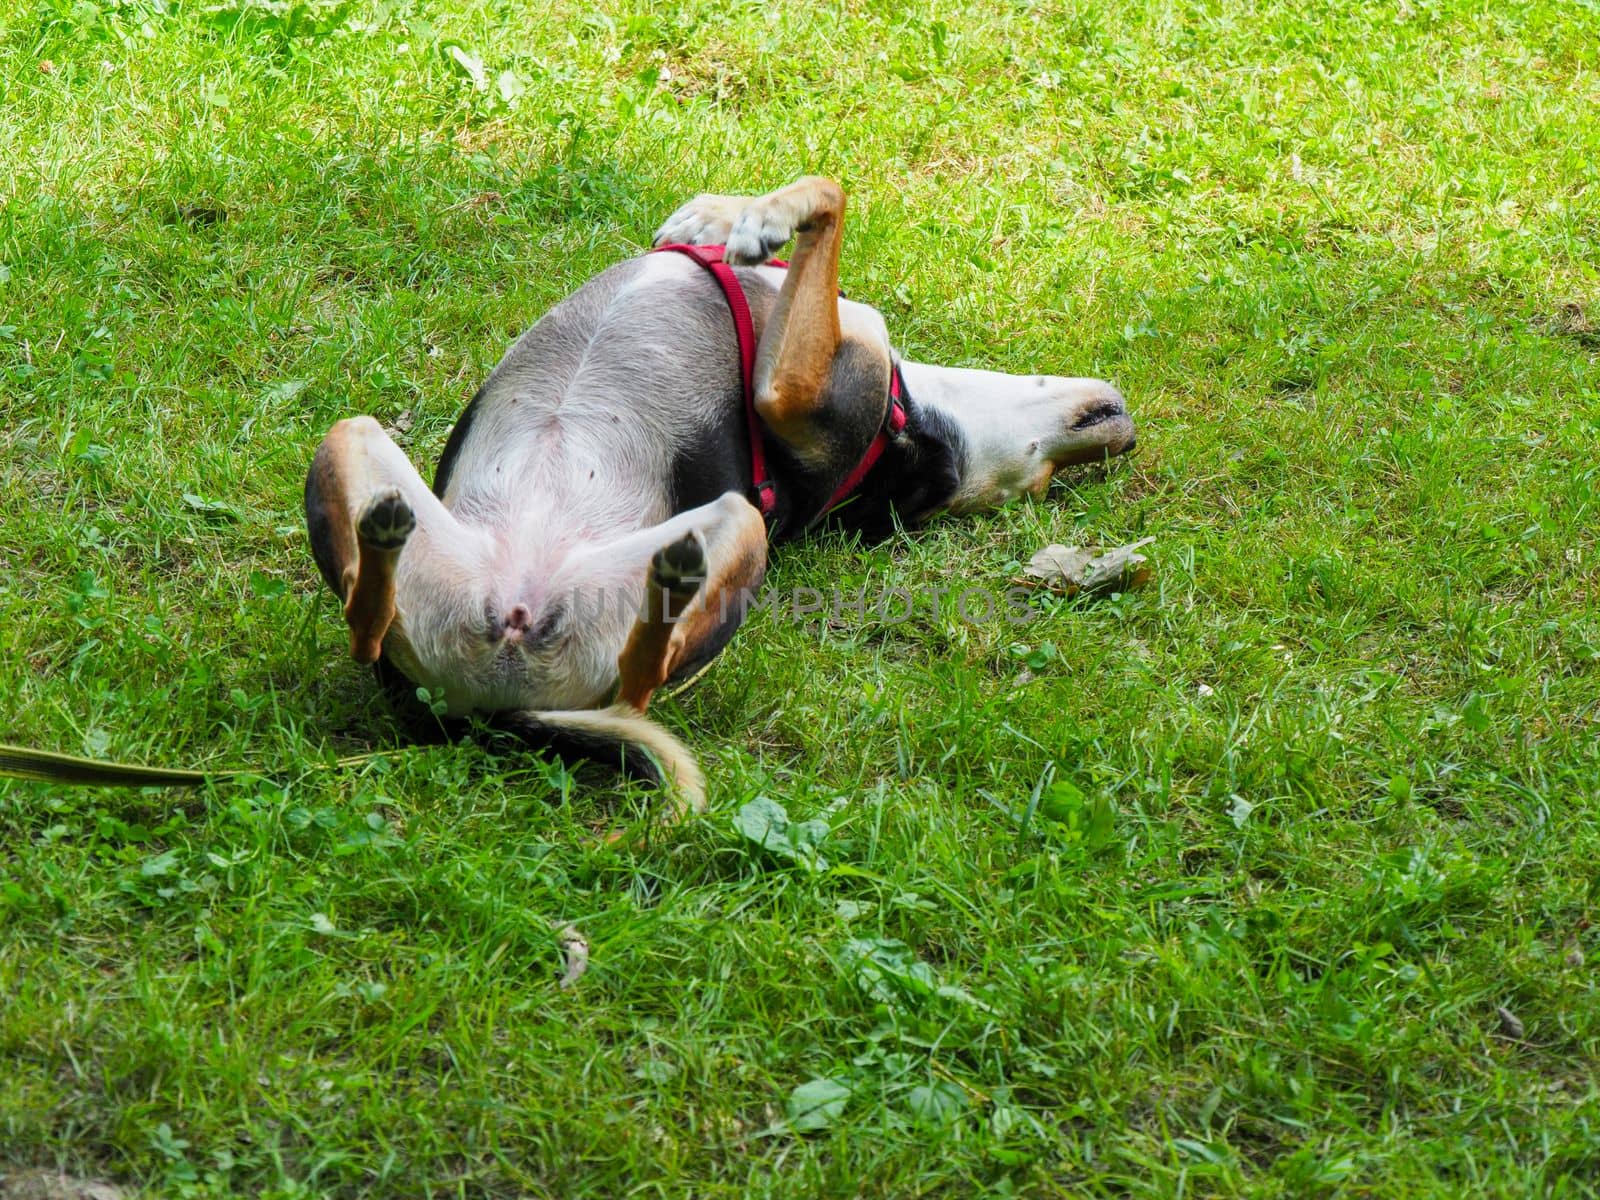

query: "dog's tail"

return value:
[490, 704, 705, 821]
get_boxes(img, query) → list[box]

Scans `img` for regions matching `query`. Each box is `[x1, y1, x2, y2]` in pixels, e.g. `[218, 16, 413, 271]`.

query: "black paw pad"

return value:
[358, 490, 416, 550]
[653, 531, 706, 593]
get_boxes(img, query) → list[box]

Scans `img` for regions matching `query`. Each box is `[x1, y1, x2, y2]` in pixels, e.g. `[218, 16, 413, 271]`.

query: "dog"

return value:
[304, 176, 1135, 817]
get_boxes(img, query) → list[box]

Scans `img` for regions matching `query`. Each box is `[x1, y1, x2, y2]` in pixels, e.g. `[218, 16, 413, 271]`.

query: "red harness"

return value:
[652, 243, 908, 520]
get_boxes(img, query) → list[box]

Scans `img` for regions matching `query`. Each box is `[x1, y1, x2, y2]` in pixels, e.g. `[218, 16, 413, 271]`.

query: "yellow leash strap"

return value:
[0, 743, 391, 788]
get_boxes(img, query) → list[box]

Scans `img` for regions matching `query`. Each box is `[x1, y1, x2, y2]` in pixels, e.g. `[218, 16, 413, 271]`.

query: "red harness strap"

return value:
[652, 243, 907, 519]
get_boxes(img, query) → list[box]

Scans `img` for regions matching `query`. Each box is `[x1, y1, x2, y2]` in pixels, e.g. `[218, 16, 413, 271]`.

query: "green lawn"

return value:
[3, 0, 1599, 1195]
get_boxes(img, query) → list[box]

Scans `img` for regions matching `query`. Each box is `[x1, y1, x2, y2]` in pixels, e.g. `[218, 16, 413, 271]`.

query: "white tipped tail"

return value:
[531, 703, 706, 821]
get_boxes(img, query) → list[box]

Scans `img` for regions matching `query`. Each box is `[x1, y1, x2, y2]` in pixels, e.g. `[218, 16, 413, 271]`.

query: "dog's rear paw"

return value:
[653, 194, 746, 249]
[651, 529, 706, 594]
[723, 205, 796, 266]
[357, 489, 416, 550]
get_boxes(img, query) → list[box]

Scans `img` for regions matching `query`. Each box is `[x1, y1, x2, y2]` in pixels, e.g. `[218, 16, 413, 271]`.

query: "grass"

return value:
[2, 0, 1599, 1194]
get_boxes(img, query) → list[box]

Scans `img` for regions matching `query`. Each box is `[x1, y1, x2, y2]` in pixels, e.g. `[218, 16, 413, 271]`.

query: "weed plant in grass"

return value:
[2, 0, 1598, 1195]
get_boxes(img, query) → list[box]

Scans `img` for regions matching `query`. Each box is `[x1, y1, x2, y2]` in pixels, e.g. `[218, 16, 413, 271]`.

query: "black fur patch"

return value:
[303, 462, 346, 597]
[373, 651, 423, 710]
[668, 387, 750, 516]
[485, 710, 666, 787]
[663, 357, 968, 543]
[808, 338, 896, 485]
[822, 389, 967, 542]
[431, 383, 487, 498]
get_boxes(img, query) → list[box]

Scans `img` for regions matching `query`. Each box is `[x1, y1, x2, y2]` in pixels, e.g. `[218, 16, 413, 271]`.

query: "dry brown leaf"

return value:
[558, 925, 589, 989]
[1495, 1006, 1525, 1040]
[1020, 538, 1155, 597]
[1, 1171, 125, 1200]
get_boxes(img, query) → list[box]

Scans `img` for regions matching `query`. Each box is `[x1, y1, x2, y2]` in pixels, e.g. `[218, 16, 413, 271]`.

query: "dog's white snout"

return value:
[1046, 378, 1136, 465]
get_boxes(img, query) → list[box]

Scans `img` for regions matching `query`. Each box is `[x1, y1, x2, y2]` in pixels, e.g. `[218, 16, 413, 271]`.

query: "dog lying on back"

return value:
[305, 176, 1135, 816]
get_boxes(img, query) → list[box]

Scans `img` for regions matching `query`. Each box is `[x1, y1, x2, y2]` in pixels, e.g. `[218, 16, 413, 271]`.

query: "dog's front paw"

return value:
[357, 488, 416, 551]
[653, 194, 747, 249]
[651, 529, 707, 595]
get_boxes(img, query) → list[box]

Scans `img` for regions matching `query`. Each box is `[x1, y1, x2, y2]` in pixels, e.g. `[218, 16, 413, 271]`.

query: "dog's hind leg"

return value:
[304, 415, 482, 664]
[612, 491, 768, 714]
